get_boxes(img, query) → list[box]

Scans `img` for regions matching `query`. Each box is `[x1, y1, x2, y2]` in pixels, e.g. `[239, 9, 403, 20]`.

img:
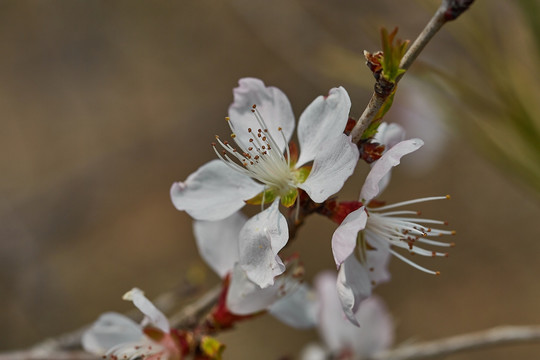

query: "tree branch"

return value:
[371, 325, 540, 360]
[350, 0, 475, 144]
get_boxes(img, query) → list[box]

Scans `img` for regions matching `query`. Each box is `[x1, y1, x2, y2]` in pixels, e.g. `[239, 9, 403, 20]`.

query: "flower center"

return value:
[365, 195, 455, 275]
[213, 105, 296, 196]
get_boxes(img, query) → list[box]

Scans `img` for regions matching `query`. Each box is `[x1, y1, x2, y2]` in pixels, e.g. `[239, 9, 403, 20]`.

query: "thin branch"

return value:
[370, 325, 540, 360]
[169, 283, 222, 330]
[350, 0, 474, 144]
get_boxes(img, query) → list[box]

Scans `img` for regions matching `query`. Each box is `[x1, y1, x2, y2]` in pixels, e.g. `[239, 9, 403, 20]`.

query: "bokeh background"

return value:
[1, 0, 539, 359]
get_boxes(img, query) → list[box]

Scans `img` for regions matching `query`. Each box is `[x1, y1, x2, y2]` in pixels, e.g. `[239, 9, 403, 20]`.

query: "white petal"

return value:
[331, 207, 367, 267]
[299, 134, 359, 203]
[371, 122, 407, 195]
[315, 272, 393, 357]
[82, 312, 143, 355]
[336, 255, 372, 326]
[350, 296, 394, 357]
[373, 122, 405, 149]
[170, 160, 264, 221]
[193, 212, 246, 278]
[300, 343, 328, 360]
[269, 284, 318, 329]
[123, 288, 169, 333]
[228, 78, 295, 152]
[314, 272, 351, 353]
[365, 230, 392, 285]
[226, 263, 300, 315]
[360, 138, 423, 203]
[239, 201, 288, 288]
[296, 87, 351, 167]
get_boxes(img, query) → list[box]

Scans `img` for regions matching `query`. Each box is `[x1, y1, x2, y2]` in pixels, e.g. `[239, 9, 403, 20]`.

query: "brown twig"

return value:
[370, 325, 540, 360]
[350, 0, 475, 144]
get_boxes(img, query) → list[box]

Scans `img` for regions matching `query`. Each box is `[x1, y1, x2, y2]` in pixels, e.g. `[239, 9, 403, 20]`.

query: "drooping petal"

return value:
[315, 272, 393, 356]
[170, 160, 264, 221]
[336, 255, 372, 326]
[331, 207, 367, 267]
[238, 200, 289, 288]
[296, 87, 351, 167]
[365, 230, 392, 285]
[82, 312, 143, 355]
[299, 134, 359, 203]
[315, 272, 352, 353]
[269, 284, 318, 329]
[193, 212, 246, 278]
[350, 296, 394, 357]
[228, 78, 295, 152]
[123, 288, 169, 333]
[226, 263, 300, 315]
[373, 122, 405, 149]
[360, 138, 423, 203]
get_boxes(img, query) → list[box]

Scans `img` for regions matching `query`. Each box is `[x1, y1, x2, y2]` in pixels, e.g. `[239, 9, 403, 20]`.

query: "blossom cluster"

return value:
[84, 78, 454, 359]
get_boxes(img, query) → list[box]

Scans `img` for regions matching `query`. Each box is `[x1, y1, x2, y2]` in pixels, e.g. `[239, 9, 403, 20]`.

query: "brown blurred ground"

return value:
[1, 1, 539, 359]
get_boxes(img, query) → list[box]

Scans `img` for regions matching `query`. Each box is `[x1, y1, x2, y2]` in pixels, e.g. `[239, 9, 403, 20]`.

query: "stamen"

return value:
[371, 195, 449, 211]
[389, 249, 439, 275]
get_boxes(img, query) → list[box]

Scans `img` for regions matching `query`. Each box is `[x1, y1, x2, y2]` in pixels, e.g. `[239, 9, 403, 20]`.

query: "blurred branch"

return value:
[5, 324, 540, 359]
[350, 0, 475, 143]
[0, 350, 99, 360]
[371, 325, 540, 360]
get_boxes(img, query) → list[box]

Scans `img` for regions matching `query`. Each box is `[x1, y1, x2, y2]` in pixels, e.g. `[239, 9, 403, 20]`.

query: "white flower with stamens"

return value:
[82, 288, 182, 360]
[171, 78, 358, 219]
[331, 138, 455, 324]
[171, 78, 359, 287]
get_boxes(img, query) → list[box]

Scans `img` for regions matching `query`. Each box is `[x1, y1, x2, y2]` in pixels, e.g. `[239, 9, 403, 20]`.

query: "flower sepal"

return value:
[245, 188, 277, 206]
[281, 188, 299, 207]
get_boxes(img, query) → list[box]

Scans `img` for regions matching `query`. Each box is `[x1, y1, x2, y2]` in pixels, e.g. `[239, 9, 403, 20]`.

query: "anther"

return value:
[435, 271, 441, 276]
[451, 230, 457, 235]
[445, 195, 451, 200]
[248, 128, 252, 132]
[249, 138, 254, 142]
[252, 104, 257, 109]
[278, 127, 282, 131]
[248, 147, 253, 151]
[225, 117, 230, 121]
[211, 142, 216, 146]
[231, 134, 236, 138]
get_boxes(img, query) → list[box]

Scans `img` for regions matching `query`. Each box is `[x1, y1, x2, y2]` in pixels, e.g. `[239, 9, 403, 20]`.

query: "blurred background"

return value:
[1, 0, 539, 359]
